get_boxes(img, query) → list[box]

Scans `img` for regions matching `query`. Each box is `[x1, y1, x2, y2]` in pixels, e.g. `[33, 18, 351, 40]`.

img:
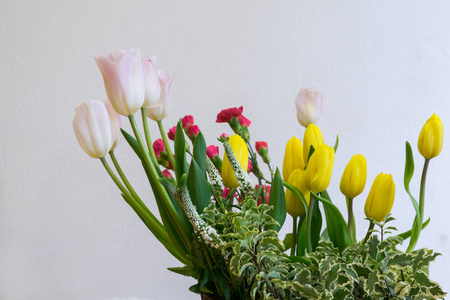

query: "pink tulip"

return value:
[142, 56, 161, 108]
[73, 101, 114, 158]
[96, 49, 145, 116]
[103, 101, 122, 150]
[295, 88, 323, 127]
[146, 70, 173, 121]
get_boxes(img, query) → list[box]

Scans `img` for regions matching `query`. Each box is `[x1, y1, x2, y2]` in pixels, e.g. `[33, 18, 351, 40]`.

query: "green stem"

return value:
[290, 216, 298, 256]
[141, 108, 158, 162]
[363, 222, 375, 244]
[347, 197, 355, 242]
[100, 157, 187, 264]
[128, 115, 192, 250]
[406, 158, 430, 252]
[157, 120, 176, 169]
[306, 195, 315, 253]
[296, 215, 306, 256]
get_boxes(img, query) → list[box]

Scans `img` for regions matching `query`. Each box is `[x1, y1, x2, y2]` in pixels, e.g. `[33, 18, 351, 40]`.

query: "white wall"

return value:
[1, 1, 450, 299]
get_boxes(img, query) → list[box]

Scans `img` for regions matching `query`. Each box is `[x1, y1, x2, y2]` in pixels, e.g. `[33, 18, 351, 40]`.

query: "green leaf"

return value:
[187, 159, 211, 214]
[317, 191, 353, 252]
[297, 216, 307, 257]
[267, 168, 286, 232]
[167, 265, 197, 278]
[397, 217, 430, 240]
[193, 131, 206, 175]
[174, 121, 188, 184]
[333, 135, 339, 152]
[311, 198, 323, 250]
[121, 128, 144, 162]
[282, 233, 292, 251]
[388, 253, 413, 268]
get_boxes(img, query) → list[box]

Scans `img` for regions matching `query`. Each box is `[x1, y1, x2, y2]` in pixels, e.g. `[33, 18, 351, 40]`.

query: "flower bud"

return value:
[146, 70, 173, 121]
[295, 88, 323, 127]
[286, 169, 310, 217]
[364, 173, 395, 222]
[187, 125, 200, 140]
[103, 101, 121, 151]
[282, 137, 304, 181]
[255, 141, 270, 164]
[303, 124, 324, 164]
[340, 154, 367, 199]
[206, 145, 220, 159]
[305, 144, 335, 193]
[182, 115, 194, 129]
[153, 138, 165, 159]
[216, 106, 243, 123]
[221, 135, 248, 188]
[417, 113, 444, 159]
[96, 49, 145, 116]
[142, 56, 161, 108]
[167, 126, 177, 141]
[247, 159, 253, 173]
[73, 101, 114, 158]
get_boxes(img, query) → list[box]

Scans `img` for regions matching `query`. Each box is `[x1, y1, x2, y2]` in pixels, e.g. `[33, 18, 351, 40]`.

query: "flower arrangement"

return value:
[73, 49, 446, 299]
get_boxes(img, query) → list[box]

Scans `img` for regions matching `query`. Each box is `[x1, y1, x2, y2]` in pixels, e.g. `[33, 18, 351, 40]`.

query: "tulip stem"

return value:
[362, 222, 375, 244]
[406, 158, 430, 252]
[290, 216, 298, 256]
[129, 115, 192, 252]
[157, 120, 176, 169]
[347, 197, 356, 242]
[306, 195, 315, 253]
[141, 108, 158, 162]
[109, 151, 166, 235]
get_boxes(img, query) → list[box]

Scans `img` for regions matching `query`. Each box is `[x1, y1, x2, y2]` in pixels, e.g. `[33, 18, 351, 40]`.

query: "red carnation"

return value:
[238, 115, 251, 127]
[187, 125, 200, 138]
[216, 106, 243, 123]
[167, 126, 177, 141]
[206, 145, 220, 159]
[153, 139, 165, 159]
[181, 115, 194, 129]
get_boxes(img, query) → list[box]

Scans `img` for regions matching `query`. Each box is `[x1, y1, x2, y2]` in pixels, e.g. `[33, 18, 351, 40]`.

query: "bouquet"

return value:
[73, 49, 446, 299]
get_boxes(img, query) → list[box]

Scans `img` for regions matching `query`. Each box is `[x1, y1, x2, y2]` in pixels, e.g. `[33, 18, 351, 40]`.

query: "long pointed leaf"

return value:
[193, 131, 206, 175]
[404, 142, 421, 251]
[187, 159, 212, 214]
[174, 122, 189, 184]
[267, 168, 286, 231]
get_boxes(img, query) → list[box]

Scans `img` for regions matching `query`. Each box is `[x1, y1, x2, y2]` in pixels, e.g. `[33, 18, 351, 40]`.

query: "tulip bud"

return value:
[417, 113, 444, 159]
[295, 88, 323, 127]
[73, 101, 114, 158]
[221, 135, 248, 188]
[286, 169, 310, 217]
[103, 101, 121, 151]
[282, 137, 304, 181]
[303, 124, 324, 164]
[96, 49, 145, 116]
[146, 70, 173, 121]
[340, 154, 367, 199]
[305, 144, 335, 193]
[142, 56, 161, 108]
[364, 173, 395, 222]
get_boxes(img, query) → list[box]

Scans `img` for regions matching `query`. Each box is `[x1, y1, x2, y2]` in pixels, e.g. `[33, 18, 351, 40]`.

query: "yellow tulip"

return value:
[303, 124, 324, 164]
[417, 113, 444, 159]
[340, 154, 367, 199]
[305, 144, 335, 193]
[286, 169, 310, 217]
[221, 134, 248, 188]
[282, 137, 304, 181]
[364, 173, 395, 222]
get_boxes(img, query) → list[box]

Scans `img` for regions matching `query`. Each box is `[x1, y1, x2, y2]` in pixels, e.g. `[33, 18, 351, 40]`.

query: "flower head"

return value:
[418, 113, 444, 159]
[142, 56, 161, 108]
[168, 126, 177, 141]
[364, 173, 395, 222]
[182, 115, 194, 129]
[283, 137, 304, 181]
[206, 145, 220, 159]
[295, 88, 323, 127]
[340, 154, 367, 199]
[216, 106, 243, 123]
[146, 70, 173, 121]
[305, 144, 335, 193]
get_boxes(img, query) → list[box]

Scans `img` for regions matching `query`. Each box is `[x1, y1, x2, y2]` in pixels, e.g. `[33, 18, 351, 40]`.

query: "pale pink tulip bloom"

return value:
[146, 70, 173, 121]
[142, 56, 161, 108]
[96, 49, 145, 116]
[73, 101, 114, 158]
[295, 88, 323, 127]
[103, 101, 122, 150]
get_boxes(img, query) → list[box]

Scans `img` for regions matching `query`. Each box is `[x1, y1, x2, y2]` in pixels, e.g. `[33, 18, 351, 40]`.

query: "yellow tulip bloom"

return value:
[221, 135, 248, 188]
[282, 137, 304, 181]
[305, 144, 335, 193]
[364, 173, 395, 222]
[286, 169, 310, 217]
[303, 124, 324, 164]
[340, 154, 367, 199]
[418, 113, 444, 159]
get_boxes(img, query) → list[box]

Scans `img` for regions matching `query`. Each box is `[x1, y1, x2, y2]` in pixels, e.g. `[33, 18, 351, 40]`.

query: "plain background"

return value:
[1, 1, 450, 299]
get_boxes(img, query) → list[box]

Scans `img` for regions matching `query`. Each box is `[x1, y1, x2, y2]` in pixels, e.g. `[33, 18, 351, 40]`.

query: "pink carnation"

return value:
[216, 106, 243, 123]
[181, 115, 194, 129]
[255, 141, 268, 152]
[255, 185, 271, 205]
[206, 145, 219, 159]
[238, 115, 251, 127]
[221, 133, 229, 139]
[162, 169, 172, 179]
[187, 125, 200, 138]
[153, 138, 165, 158]
[248, 159, 253, 173]
[167, 126, 177, 141]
